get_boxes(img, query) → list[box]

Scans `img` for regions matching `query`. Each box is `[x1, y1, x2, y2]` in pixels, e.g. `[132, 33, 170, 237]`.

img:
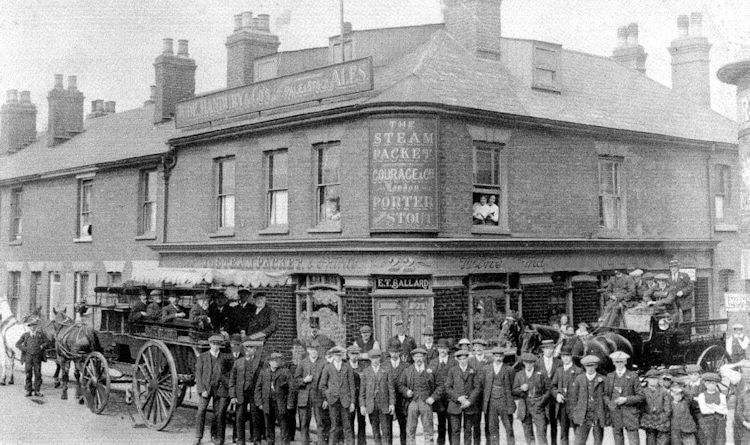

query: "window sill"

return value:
[307, 225, 342, 234]
[714, 223, 738, 232]
[8, 239, 22, 246]
[209, 228, 235, 238]
[74, 236, 93, 243]
[471, 224, 509, 235]
[135, 233, 157, 241]
[597, 229, 625, 239]
[259, 226, 289, 235]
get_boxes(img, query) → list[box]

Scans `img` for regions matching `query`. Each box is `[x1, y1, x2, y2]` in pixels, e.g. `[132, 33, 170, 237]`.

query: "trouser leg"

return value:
[533, 413, 549, 445]
[266, 404, 278, 445]
[236, 401, 247, 444]
[625, 428, 641, 445]
[279, 408, 290, 445]
[251, 402, 264, 442]
[487, 406, 501, 445]
[548, 403, 558, 445]
[195, 395, 210, 439]
[656, 430, 670, 445]
[213, 396, 229, 444]
[329, 402, 343, 445]
[523, 417, 535, 445]
[406, 401, 418, 445]
[612, 427, 626, 445]
[315, 403, 331, 445]
[24, 361, 33, 392]
[369, 409, 382, 445]
[395, 408, 408, 445]
[573, 423, 589, 445]
[340, 403, 354, 445]
[559, 410, 572, 445]
[379, 410, 393, 445]
[300, 405, 312, 445]
[591, 424, 603, 445]
[449, 413, 462, 445]
[419, 401, 434, 444]
[465, 412, 479, 445]
[32, 360, 42, 392]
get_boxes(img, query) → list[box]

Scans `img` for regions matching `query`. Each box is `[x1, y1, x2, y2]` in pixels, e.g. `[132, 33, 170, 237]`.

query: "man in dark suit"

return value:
[428, 339, 455, 445]
[246, 293, 279, 341]
[398, 348, 440, 445]
[347, 344, 367, 445]
[128, 291, 149, 323]
[445, 349, 481, 445]
[308, 317, 335, 358]
[536, 339, 562, 445]
[209, 291, 232, 333]
[513, 352, 552, 445]
[388, 320, 417, 363]
[359, 348, 394, 445]
[295, 340, 329, 445]
[384, 344, 409, 445]
[483, 348, 516, 445]
[230, 340, 264, 445]
[16, 317, 48, 397]
[194, 335, 233, 445]
[230, 289, 255, 335]
[603, 351, 644, 445]
[255, 352, 295, 445]
[667, 259, 694, 322]
[319, 346, 356, 445]
[551, 345, 582, 445]
[568, 355, 606, 445]
[420, 327, 438, 363]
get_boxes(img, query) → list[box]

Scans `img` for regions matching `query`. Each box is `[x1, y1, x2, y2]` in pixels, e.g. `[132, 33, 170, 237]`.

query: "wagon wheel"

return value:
[132, 340, 179, 430]
[81, 351, 111, 414]
[697, 345, 731, 372]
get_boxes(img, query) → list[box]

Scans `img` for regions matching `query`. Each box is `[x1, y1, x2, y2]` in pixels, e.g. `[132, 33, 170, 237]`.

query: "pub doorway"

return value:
[373, 296, 434, 347]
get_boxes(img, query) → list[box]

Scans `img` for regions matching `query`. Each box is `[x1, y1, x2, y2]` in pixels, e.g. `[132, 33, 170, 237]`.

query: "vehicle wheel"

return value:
[132, 340, 178, 430]
[697, 345, 731, 372]
[81, 351, 111, 414]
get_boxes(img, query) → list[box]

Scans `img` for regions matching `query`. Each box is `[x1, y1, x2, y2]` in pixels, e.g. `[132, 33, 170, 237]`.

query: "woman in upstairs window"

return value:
[486, 195, 499, 225]
[322, 197, 340, 222]
[472, 195, 490, 224]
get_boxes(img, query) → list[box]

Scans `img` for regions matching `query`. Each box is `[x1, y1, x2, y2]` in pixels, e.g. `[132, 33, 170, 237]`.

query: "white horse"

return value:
[0, 295, 28, 385]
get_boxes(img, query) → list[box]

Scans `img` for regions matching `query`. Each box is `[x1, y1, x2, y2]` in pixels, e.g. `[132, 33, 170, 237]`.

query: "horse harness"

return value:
[55, 322, 94, 361]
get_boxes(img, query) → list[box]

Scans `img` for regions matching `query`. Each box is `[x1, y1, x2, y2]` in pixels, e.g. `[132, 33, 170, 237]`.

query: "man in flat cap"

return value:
[604, 351, 644, 445]
[388, 320, 417, 364]
[469, 338, 490, 371]
[320, 346, 356, 445]
[483, 347, 516, 445]
[190, 292, 212, 331]
[696, 372, 728, 445]
[16, 316, 47, 397]
[295, 340, 329, 445]
[194, 335, 233, 445]
[359, 348, 394, 445]
[420, 327, 438, 363]
[428, 339, 455, 445]
[513, 352, 552, 445]
[384, 343, 409, 445]
[536, 339, 562, 445]
[457, 338, 472, 352]
[255, 352, 295, 445]
[667, 259, 694, 322]
[230, 340, 264, 445]
[569, 355, 606, 445]
[398, 348, 440, 445]
[550, 345, 581, 445]
[726, 323, 749, 363]
[354, 324, 379, 355]
[146, 289, 164, 320]
[446, 349, 481, 445]
[346, 344, 367, 445]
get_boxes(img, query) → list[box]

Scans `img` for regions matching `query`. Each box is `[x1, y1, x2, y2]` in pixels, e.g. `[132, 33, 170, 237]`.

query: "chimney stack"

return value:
[47, 74, 84, 146]
[1, 89, 37, 153]
[225, 11, 281, 87]
[668, 12, 712, 107]
[104, 101, 116, 114]
[153, 37, 197, 123]
[86, 99, 115, 119]
[611, 22, 648, 73]
[443, 0, 503, 60]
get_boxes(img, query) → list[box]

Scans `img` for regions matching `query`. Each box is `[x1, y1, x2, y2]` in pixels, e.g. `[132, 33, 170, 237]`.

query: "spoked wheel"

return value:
[132, 340, 179, 430]
[697, 345, 731, 372]
[81, 351, 111, 414]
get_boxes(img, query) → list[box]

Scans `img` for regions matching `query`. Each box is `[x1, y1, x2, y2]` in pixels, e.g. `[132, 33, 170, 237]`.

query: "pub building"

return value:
[0, 3, 742, 357]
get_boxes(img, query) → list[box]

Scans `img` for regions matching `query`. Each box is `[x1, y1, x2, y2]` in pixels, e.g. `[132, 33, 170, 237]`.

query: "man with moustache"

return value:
[385, 343, 409, 445]
[229, 340, 264, 445]
[428, 339, 455, 445]
[359, 348, 395, 445]
[320, 346, 356, 445]
[551, 345, 582, 445]
[398, 348, 440, 445]
[483, 348, 516, 445]
[295, 340, 329, 445]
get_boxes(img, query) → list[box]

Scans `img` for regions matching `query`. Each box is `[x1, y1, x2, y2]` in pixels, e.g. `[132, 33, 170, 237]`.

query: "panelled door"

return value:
[374, 296, 434, 346]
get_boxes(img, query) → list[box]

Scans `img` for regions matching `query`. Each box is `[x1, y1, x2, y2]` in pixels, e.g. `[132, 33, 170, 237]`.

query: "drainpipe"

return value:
[161, 146, 178, 243]
[706, 143, 714, 318]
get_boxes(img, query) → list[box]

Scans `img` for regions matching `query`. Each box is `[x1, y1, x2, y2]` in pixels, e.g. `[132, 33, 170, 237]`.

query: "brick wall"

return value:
[343, 287, 373, 346]
[522, 283, 567, 325]
[694, 277, 709, 322]
[434, 287, 468, 341]
[262, 285, 297, 361]
[572, 281, 600, 326]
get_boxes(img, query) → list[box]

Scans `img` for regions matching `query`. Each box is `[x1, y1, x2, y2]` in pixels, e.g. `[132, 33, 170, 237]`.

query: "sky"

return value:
[1, 0, 749, 129]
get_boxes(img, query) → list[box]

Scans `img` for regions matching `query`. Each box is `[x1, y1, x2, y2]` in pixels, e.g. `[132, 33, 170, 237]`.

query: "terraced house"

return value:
[0, 1, 741, 355]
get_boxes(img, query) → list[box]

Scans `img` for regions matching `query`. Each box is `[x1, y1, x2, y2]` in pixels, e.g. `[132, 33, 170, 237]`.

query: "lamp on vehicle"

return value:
[658, 318, 671, 331]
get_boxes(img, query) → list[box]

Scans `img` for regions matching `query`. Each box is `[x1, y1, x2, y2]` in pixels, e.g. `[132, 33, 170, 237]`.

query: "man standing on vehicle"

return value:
[667, 259, 694, 322]
[604, 351, 644, 445]
[194, 335, 233, 445]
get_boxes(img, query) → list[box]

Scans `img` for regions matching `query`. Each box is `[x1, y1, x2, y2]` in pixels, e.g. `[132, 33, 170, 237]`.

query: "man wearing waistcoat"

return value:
[320, 346, 356, 445]
[428, 339, 455, 445]
[604, 351, 644, 445]
[537, 339, 563, 445]
[360, 348, 395, 445]
[16, 317, 48, 397]
[483, 348, 516, 445]
[194, 335, 233, 445]
[398, 348, 440, 445]
[229, 340, 264, 445]
[296, 340, 329, 445]
[551, 345, 582, 445]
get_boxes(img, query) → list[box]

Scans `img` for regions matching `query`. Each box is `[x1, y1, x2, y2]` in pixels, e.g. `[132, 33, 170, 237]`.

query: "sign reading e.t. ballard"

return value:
[175, 57, 373, 128]
[369, 117, 439, 232]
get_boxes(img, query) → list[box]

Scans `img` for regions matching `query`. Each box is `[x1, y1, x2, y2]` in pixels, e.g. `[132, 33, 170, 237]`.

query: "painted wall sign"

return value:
[725, 292, 749, 312]
[175, 58, 373, 128]
[374, 275, 432, 291]
[369, 117, 439, 232]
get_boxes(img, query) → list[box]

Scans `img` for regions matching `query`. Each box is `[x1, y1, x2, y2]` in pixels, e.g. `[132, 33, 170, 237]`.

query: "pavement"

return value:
[0, 362, 740, 444]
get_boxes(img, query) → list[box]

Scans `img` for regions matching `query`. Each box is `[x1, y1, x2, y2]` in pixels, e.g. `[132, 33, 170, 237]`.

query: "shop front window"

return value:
[297, 275, 345, 346]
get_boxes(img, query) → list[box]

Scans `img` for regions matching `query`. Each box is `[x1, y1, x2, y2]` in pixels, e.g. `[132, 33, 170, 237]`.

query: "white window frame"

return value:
[266, 149, 289, 229]
[472, 142, 508, 232]
[715, 164, 731, 222]
[598, 156, 625, 235]
[138, 169, 158, 236]
[532, 42, 562, 92]
[314, 142, 341, 230]
[76, 177, 93, 241]
[9, 187, 22, 242]
[214, 156, 236, 232]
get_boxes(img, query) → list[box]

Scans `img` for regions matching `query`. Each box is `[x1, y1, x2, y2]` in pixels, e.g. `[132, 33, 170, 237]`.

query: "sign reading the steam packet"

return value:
[369, 117, 439, 232]
[175, 58, 373, 128]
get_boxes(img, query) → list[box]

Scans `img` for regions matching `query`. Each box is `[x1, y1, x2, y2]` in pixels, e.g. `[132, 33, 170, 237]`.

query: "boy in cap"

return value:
[16, 316, 48, 397]
[229, 334, 244, 361]
[641, 369, 671, 445]
[726, 323, 749, 363]
[537, 339, 562, 445]
[513, 352, 552, 445]
[398, 348, 440, 445]
[551, 345, 582, 445]
[670, 384, 698, 445]
[320, 346, 356, 445]
[446, 349, 481, 445]
[194, 335, 233, 445]
[354, 324, 379, 354]
[457, 338, 472, 352]
[230, 340, 264, 445]
[568, 355, 606, 445]
[604, 351, 644, 445]
[359, 348, 394, 445]
[384, 343, 409, 445]
[429, 339, 455, 445]
[695, 373, 727, 445]
[483, 348, 516, 445]
[347, 344, 367, 445]
[295, 340, 329, 445]
[388, 320, 417, 363]
[255, 352, 295, 445]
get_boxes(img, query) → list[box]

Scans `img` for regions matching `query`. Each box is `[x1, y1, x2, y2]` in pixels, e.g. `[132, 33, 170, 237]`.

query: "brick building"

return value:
[0, 2, 742, 353]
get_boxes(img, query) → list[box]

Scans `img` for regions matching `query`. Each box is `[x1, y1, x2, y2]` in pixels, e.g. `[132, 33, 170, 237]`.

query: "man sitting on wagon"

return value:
[160, 294, 187, 323]
[145, 290, 164, 320]
[190, 293, 212, 331]
[646, 274, 679, 322]
[128, 290, 150, 323]
[599, 269, 636, 327]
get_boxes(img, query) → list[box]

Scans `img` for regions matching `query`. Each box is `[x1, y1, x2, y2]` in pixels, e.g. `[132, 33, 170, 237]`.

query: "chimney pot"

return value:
[677, 15, 689, 38]
[19, 91, 31, 103]
[90, 100, 98, 113]
[150, 85, 157, 100]
[252, 17, 262, 30]
[177, 39, 189, 57]
[627, 23, 639, 46]
[242, 11, 253, 28]
[617, 26, 628, 47]
[67, 75, 78, 90]
[234, 14, 243, 31]
[162, 38, 174, 55]
[690, 12, 703, 37]
[6, 89, 18, 103]
[343, 21, 352, 35]
[104, 101, 115, 113]
[54, 74, 64, 89]
[257, 14, 270, 32]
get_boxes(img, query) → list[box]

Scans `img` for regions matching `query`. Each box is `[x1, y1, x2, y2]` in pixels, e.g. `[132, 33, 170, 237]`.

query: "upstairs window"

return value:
[532, 42, 561, 92]
[77, 178, 93, 240]
[107, 272, 122, 287]
[714, 164, 731, 221]
[215, 157, 235, 230]
[315, 142, 341, 229]
[138, 169, 158, 236]
[266, 150, 288, 227]
[9, 187, 22, 241]
[598, 156, 624, 231]
[7, 271, 20, 315]
[472, 143, 505, 228]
